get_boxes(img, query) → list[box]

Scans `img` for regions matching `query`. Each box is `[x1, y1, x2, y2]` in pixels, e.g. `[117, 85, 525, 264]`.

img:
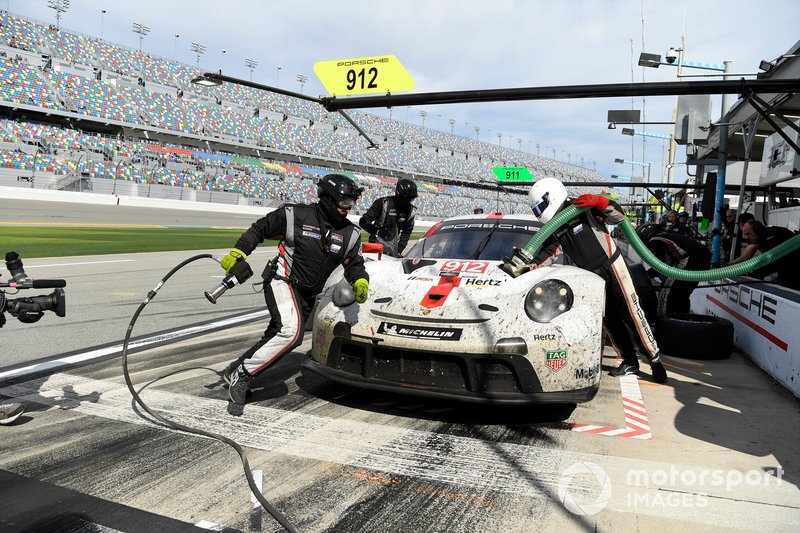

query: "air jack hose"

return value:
[520, 205, 800, 282]
[122, 254, 300, 533]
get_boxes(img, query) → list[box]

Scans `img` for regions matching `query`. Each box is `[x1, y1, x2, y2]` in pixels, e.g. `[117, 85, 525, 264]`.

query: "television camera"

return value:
[0, 252, 66, 328]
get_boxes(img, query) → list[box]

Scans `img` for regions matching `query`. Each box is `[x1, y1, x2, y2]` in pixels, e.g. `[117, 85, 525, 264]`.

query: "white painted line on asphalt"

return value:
[23, 259, 136, 268]
[2, 373, 797, 531]
[0, 310, 268, 381]
[194, 520, 225, 531]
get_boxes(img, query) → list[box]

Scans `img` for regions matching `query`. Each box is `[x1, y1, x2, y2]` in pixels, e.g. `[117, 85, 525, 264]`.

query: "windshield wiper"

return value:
[470, 221, 500, 260]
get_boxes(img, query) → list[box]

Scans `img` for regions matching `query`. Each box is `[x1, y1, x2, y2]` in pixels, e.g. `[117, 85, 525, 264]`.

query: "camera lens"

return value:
[4, 252, 27, 280]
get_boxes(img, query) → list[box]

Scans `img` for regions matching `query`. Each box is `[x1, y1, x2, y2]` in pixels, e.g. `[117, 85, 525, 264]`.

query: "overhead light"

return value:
[191, 73, 222, 87]
[638, 52, 662, 68]
[614, 158, 625, 164]
[608, 122, 616, 130]
[611, 174, 618, 179]
[621, 128, 635, 136]
[759, 59, 775, 72]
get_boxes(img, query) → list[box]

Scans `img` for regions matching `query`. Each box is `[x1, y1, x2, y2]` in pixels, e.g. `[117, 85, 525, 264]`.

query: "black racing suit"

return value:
[359, 196, 416, 257]
[646, 232, 711, 314]
[531, 199, 660, 369]
[231, 202, 367, 376]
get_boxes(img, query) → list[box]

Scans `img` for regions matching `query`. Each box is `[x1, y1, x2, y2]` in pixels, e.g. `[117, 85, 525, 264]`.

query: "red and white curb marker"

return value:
[567, 371, 653, 440]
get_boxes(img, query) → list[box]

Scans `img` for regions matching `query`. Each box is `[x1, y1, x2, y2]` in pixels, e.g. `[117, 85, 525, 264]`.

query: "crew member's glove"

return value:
[572, 194, 610, 211]
[220, 248, 247, 274]
[353, 278, 369, 303]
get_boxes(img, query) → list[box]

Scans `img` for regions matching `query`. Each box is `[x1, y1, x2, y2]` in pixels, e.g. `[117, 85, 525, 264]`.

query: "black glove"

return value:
[228, 260, 253, 284]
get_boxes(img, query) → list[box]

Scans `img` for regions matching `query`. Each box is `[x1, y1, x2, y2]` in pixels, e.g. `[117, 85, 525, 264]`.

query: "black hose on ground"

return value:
[121, 253, 300, 533]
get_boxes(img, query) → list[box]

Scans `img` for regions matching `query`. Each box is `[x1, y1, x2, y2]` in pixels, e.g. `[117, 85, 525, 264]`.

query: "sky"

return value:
[10, 0, 800, 180]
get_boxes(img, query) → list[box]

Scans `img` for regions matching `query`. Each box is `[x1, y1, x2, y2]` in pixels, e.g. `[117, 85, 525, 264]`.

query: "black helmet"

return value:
[318, 174, 362, 208]
[395, 178, 417, 202]
[637, 223, 663, 244]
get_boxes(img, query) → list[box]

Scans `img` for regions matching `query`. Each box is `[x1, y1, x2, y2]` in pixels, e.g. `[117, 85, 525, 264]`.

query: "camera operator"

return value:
[1, 252, 66, 426]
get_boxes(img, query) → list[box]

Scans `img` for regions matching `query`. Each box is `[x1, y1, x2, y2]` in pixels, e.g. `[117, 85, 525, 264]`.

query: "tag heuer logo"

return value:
[545, 350, 568, 372]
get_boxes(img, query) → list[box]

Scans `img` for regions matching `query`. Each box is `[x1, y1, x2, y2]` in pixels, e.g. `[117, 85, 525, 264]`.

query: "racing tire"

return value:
[654, 313, 734, 360]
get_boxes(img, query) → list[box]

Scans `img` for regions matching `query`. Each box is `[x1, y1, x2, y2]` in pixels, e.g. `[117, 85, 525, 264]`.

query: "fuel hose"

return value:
[121, 254, 300, 533]
[520, 205, 800, 282]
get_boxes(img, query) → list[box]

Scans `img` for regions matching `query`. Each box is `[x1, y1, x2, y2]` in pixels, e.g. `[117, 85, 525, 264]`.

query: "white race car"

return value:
[305, 214, 607, 404]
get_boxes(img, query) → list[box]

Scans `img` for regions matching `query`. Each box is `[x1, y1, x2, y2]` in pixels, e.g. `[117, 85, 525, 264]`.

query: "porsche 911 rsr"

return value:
[304, 214, 607, 404]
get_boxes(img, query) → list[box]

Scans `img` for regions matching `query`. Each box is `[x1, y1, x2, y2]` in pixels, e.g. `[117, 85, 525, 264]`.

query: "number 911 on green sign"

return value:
[314, 55, 414, 96]
[492, 167, 534, 182]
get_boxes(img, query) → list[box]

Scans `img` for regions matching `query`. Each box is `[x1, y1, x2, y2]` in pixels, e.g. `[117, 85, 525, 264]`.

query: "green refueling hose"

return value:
[521, 204, 800, 282]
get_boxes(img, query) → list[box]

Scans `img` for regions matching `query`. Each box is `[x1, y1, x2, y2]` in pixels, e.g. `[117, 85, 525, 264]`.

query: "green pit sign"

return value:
[492, 167, 533, 182]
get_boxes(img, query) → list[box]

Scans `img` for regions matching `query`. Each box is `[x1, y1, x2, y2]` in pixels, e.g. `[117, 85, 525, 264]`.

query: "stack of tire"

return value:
[628, 263, 734, 360]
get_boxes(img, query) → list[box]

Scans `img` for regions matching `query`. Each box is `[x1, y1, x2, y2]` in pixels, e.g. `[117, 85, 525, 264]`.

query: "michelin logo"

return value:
[377, 321, 462, 341]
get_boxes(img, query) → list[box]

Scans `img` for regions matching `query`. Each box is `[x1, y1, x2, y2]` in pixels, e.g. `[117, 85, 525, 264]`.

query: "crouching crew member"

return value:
[639, 225, 711, 314]
[221, 174, 369, 404]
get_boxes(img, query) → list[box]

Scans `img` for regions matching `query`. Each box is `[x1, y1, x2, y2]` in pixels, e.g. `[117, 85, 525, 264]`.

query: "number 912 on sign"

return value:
[314, 55, 414, 96]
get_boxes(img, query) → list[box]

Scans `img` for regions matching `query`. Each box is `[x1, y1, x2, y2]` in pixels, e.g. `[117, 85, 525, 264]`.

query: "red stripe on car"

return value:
[420, 277, 462, 308]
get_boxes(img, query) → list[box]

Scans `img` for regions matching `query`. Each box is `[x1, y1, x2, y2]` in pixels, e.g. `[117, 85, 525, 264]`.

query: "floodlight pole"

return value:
[47, 0, 69, 30]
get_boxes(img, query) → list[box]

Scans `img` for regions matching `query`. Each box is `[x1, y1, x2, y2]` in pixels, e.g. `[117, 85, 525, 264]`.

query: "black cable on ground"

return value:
[121, 254, 300, 533]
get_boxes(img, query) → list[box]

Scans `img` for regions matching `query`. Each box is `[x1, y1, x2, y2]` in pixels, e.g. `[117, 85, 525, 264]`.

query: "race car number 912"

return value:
[440, 261, 488, 273]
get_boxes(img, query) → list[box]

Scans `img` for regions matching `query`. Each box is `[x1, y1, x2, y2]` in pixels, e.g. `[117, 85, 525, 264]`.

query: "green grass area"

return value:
[0, 226, 426, 259]
[0, 227, 252, 259]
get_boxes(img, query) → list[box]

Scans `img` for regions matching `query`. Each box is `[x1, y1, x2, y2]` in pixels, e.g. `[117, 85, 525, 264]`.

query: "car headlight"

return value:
[524, 279, 574, 323]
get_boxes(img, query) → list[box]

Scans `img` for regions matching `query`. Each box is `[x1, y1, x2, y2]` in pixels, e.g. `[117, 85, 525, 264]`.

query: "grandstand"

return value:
[0, 11, 614, 218]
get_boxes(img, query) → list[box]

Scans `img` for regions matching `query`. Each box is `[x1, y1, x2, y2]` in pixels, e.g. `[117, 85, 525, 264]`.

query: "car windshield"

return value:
[405, 219, 542, 261]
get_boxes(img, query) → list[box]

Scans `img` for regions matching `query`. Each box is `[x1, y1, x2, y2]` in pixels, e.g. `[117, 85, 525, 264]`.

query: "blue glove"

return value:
[353, 278, 369, 303]
[220, 248, 247, 274]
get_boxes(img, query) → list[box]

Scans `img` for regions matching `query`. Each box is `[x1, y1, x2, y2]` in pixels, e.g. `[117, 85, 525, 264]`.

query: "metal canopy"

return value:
[695, 40, 800, 163]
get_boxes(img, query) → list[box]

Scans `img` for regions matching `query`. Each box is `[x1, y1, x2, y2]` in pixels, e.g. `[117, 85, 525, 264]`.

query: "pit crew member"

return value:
[221, 174, 369, 404]
[359, 178, 417, 257]
[505, 178, 667, 383]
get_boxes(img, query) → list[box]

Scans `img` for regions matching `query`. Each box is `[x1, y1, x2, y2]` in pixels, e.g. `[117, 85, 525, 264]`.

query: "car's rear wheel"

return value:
[654, 313, 734, 359]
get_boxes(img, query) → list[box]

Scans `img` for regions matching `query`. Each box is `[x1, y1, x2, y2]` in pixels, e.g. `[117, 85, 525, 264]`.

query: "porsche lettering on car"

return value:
[305, 214, 607, 404]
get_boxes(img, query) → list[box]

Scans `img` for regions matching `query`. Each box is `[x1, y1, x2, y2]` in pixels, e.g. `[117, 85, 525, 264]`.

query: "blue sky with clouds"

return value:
[10, 0, 800, 180]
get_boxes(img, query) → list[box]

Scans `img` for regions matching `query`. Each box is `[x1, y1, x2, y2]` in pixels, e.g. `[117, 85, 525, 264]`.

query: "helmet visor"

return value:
[335, 196, 356, 210]
[532, 192, 550, 218]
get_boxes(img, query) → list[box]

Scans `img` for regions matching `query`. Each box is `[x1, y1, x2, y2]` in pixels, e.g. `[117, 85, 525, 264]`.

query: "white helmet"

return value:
[528, 178, 568, 224]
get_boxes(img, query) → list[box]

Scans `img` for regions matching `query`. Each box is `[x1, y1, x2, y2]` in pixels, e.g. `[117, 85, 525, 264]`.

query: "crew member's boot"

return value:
[649, 353, 667, 384]
[0, 402, 25, 425]
[225, 364, 254, 405]
[610, 362, 639, 377]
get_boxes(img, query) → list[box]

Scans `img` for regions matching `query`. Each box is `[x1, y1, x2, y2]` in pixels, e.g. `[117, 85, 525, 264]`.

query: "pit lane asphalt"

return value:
[2, 200, 800, 531]
[2, 328, 800, 532]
